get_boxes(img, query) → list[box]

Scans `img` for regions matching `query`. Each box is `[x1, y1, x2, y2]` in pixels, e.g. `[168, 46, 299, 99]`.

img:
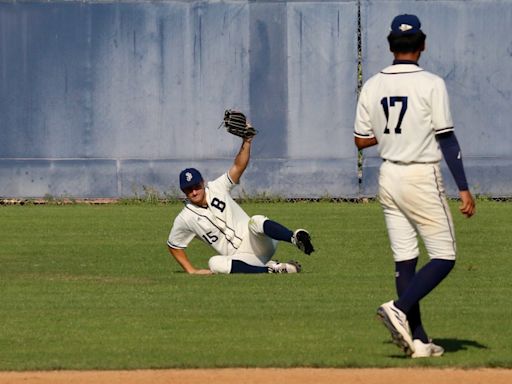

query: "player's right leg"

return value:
[247, 215, 315, 255]
[208, 256, 233, 274]
[378, 162, 420, 354]
[208, 255, 300, 274]
[208, 255, 269, 274]
[376, 211, 418, 353]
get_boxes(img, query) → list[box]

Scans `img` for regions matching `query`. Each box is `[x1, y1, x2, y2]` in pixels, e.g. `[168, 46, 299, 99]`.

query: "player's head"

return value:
[179, 168, 203, 192]
[179, 168, 206, 205]
[387, 14, 426, 53]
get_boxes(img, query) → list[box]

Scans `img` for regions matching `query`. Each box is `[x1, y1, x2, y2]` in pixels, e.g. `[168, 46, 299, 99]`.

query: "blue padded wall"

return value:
[0, 1, 359, 198]
[2, 1, 510, 199]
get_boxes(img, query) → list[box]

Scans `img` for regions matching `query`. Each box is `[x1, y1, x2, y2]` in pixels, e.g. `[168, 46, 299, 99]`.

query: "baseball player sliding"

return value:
[354, 14, 475, 358]
[167, 111, 314, 275]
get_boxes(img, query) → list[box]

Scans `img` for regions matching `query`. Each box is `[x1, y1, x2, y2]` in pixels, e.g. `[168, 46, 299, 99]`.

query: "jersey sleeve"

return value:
[354, 85, 376, 139]
[431, 77, 454, 135]
[167, 213, 196, 249]
[208, 172, 236, 194]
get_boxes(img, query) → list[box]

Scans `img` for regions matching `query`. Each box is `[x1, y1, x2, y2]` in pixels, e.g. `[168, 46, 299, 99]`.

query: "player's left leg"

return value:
[231, 216, 306, 273]
[260, 217, 315, 255]
[395, 257, 452, 358]
[239, 215, 279, 264]
[392, 164, 455, 355]
[261, 219, 293, 242]
[395, 260, 455, 316]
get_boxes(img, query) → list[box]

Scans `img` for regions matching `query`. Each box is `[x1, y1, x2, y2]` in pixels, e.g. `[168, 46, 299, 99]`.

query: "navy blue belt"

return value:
[383, 159, 438, 165]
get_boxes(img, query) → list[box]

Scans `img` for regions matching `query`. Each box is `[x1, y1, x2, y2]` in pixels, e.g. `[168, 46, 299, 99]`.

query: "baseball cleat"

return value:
[292, 229, 315, 255]
[377, 300, 415, 355]
[267, 260, 302, 274]
[411, 339, 444, 358]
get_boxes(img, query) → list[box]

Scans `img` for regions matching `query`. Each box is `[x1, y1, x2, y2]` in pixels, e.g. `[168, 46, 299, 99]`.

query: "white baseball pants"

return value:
[208, 215, 278, 273]
[378, 161, 456, 262]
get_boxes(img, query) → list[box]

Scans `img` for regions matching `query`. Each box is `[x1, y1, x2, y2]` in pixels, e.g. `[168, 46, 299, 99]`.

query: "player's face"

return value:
[183, 182, 206, 206]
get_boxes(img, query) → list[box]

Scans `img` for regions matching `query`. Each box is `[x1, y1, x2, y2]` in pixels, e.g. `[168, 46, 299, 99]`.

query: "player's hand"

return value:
[458, 190, 476, 218]
[189, 269, 213, 275]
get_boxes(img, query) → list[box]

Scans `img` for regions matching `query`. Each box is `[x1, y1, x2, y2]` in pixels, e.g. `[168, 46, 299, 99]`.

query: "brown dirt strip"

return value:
[0, 368, 511, 384]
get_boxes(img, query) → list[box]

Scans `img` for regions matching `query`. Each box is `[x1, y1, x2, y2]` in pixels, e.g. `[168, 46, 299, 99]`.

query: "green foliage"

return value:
[118, 185, 182, 205]
[0, 201, 510, 370]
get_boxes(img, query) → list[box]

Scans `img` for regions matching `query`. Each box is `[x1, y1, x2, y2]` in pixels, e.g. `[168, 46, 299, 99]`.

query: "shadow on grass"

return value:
[435, 338, 488, 353]
[383, 338, 488, 359]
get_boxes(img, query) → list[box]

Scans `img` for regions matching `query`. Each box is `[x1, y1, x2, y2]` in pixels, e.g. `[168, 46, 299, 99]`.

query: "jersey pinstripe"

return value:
[167, 173, 250, 256]
[354, 64, 454, 163]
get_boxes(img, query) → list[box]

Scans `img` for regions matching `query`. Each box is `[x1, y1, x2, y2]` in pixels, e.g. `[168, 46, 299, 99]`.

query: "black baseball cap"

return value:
[179, 168, 203, 191]
[390, 14, 422, 36]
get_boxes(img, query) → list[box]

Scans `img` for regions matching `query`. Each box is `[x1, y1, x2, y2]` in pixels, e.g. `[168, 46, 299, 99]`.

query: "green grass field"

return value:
[0, 200, 510, 370]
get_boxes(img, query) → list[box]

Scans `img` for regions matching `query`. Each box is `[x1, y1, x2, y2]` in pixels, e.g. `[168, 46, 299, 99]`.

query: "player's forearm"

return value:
[234, 139, 251, 168]
[229, 139, 252, 183]
[354, 136, 378, 149]
[168, 247, 198, 274]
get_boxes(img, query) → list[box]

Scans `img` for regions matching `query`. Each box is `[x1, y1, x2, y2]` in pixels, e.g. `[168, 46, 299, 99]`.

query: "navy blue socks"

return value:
[394, 258, 428, 342]
[263, 220, 293, 242]
[230, 260, 268, 274]
[395, 259, 455, 330]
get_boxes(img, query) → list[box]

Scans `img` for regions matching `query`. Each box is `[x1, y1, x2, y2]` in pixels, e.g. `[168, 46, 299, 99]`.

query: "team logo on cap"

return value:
[186, 172, 193, 182]
[399, 24, 413, 32]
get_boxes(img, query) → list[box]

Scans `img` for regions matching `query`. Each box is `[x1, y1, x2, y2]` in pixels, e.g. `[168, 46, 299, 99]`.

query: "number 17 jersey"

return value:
[354, 63, 454, 163]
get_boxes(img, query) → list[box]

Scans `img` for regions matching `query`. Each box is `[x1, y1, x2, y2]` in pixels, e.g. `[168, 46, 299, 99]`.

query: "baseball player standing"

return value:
[167, 134, 314, 275]
[354, 14, 475, 357]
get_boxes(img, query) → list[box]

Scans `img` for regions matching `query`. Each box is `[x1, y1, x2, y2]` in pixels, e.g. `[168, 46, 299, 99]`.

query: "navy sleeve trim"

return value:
[354, 131, 373, 138]
[167, 240, 186, 249]
[435, 126, 454, 135]
[226, 172, 235, 185]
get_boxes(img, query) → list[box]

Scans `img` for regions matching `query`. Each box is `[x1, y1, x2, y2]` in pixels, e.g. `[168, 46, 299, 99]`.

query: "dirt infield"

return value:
[1, 368, 511, 384]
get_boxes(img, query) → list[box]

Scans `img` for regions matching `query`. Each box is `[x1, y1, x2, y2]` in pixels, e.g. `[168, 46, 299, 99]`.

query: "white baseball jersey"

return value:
[354, 63, 454, 163]
[354, 62, 457, 261]
[167, 173, 250, 256]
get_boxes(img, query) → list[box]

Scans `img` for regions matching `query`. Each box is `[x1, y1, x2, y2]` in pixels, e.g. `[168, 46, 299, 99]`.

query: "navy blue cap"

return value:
[390, 14, 422, 35]
[179, 168, 203, 191]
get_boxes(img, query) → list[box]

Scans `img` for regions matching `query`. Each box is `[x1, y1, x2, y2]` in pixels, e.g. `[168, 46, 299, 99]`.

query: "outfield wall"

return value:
[359, 0, 512, 198]
[0, 0, 510, 199]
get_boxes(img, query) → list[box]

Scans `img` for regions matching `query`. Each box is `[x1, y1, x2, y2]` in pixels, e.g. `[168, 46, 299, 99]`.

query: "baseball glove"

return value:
[222, 110, 257, 139]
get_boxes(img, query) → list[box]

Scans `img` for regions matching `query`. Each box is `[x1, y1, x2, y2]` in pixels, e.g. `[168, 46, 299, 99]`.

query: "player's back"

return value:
[358, 63, 453, 163]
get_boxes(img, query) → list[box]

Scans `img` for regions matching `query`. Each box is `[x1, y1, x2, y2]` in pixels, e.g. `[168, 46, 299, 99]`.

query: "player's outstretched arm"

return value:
[228, 137, 252, 184]
[168, 246, 212, 275]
